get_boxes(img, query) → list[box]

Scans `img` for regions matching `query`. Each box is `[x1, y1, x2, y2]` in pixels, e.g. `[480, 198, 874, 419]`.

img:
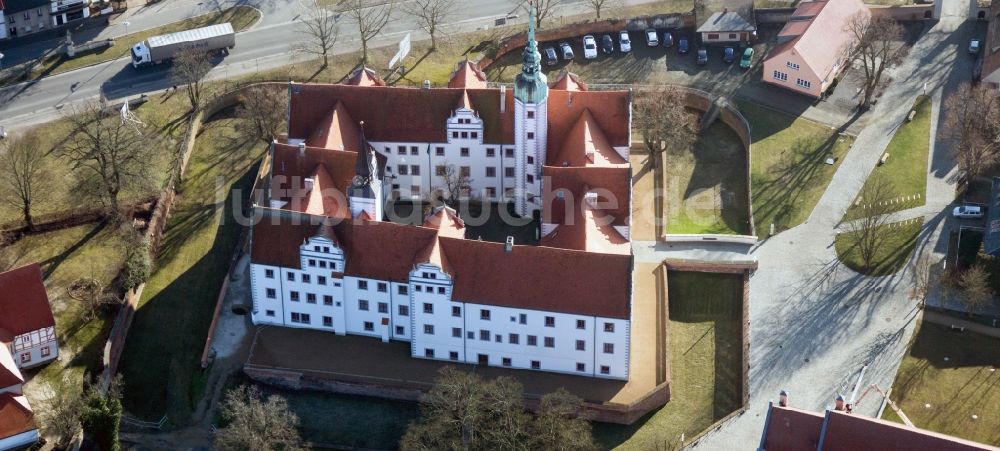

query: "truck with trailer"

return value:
[130, 23, 236, 68]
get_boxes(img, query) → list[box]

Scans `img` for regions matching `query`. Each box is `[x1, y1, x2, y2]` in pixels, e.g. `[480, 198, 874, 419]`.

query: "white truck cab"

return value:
[131, 42, 152, 67]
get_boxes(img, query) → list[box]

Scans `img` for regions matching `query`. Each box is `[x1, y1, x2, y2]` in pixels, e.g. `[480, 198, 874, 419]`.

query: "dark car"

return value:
[723, 47, 735, 63]
[696, 48, 708, 65]
[663, 32, 674, 48]
[678, 38, 689, 54]
[602, 34, 614, 54]
[544, 46, 558, 66]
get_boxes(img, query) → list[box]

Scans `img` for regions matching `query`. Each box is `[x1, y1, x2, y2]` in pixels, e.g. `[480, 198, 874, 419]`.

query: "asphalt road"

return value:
[0, 0, 658, 130]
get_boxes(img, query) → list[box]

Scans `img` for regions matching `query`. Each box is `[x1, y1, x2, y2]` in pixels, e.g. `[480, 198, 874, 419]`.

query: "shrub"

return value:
[122, 237, 151, 292]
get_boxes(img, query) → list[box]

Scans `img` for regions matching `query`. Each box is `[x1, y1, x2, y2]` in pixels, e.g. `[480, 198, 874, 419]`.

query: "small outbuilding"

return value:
[696, 10, 756, 44]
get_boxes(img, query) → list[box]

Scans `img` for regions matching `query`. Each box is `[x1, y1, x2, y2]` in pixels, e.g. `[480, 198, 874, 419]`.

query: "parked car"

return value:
[953, 205, 984, 219]
[724, 47, 735, 63]
[619, 30, 632, 52]
[678, 37, 689, 54]
[696, 48, 708, 65]
[559, 42, 574, 60]
[663, 32, 674, 48]
[740, 47, 754, 69]
[544, 46, 558, 66]
[582, 35, 598, 59]
[645, 28, 659, 47]
[601, 34, 614, 54]
[969, 39, 981, 55]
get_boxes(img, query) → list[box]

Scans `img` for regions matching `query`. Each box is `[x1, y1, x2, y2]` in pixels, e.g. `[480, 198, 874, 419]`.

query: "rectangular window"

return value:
[509, 333, 519, 344]
[603, 343, 614, 354]
[707, 33, 719, 39]
[265, 310, 275, 317]
[364, 321, 374, 331]
[576, 340, 585, 351]
[378, 302, 388, 314]
[773, 70, 788, 82]
[398, 285, 408, 295]
[266, 288, 276, 299]
[460, 166, 470, 178]
[526, 174, 535, 184]
[424, 324, 435, 335]
[302, 274, 311, 283]
[39, 346, 50, 357]
[786, 61, 800, 70]
[452, 306, 461, 317]
[527, 335, 537, 346]
[486, 148, 496, 157]
[319, 261, 327, 268]
[527, 156, 534, 165]
[485, 187, 496, 197]
[358, 280, 368, 290]
[505, 148, 515, 158]
[460, 148, 470, 157]
[526, 132, 535, 140]
[396, 325, 405, 335]
[323, 316, 333, 327]
[410, 146, 419, 155]
[544, 337, 555, 348]
[306, 293, 316, 304]
[495, 334, 503, 343]
[519, 313, 527, 324]
[265, 269, 274, 278]
[504, 167, 515, 178]
[435, 165, 446, 176]
[425, 348, 435, 358]
[531, 360, 540, 370]
[502, 357, 512, 366]
[467, 331, 475, 339]
[291, 312, 301, 323]
[435, 147, 445, 156]
[527, 111, 535, 119]
[317, 276, 327, 285]
[398, 165, 409, 175]
[376, 282, 387, 292]
[411, 165, 421, 176]
[449, 351, 459, 361]
[471, 132, 478, 139]
[287, 272, 295, 282]
[437, 287, 445, 294]
[398, 305, 409, 316]
[398, 145, 406, 155]
[604, 322, 615, 333]
[600, 366, 610, 375]
[480, 309, 491, 320]
[359, 300, 369, 311]
[452, 131, 459, 139]
[452, 327, 462, 338]
[308, 259, 316, 267]
[480, 330, 490, 341]
[323, 295, 333, 306]
[461, 131, 468, 139]
[796, 78, 812, 89]
[290, 291, 300, 302]
[416, 285, 422, 292]
[544, 316, 555, 327]
[577, 363, 585, 372]
[300, 314, 311, 324]
[423, 303, 434, 314]
[576, 319, 586, 330]
[486, 167, 496, 177]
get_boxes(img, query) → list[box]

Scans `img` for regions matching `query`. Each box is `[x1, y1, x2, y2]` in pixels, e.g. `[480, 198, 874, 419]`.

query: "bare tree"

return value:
[171, 49, 213, 111]
[298, 7, 340, 68]
[235, 85, 288, 143]
[586, 0, 622, 19]
[40, 382, 84, 449]
[0, 132, 48, 231]
[69, 277, 122, 321]
[60, 102, 155, 216]
[437, 162, 472, 204]
[944, 83, 1000, 183]
[522, 0, 565, 28]
[845, 172, 897, 271]
[909, 251, 933, 304]
[341, 0, 395, 65]
[844, 13, 905, 110]
[214, 385, 306, 451]
[531, 388, 599, 451]
[959, 263, 994, 314]
[633, 87, 698, 166]
[406, 0, 458, 50]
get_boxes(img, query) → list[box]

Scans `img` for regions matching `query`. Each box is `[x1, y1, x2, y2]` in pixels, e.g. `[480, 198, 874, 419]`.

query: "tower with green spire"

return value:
[513, 3, 548, 217]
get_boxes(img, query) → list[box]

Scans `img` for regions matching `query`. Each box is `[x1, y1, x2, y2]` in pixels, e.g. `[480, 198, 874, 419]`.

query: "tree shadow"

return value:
[40, 221, 107, 279]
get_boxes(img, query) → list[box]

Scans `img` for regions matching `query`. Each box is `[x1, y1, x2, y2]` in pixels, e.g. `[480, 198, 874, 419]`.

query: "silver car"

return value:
[953, 205, 984, 218]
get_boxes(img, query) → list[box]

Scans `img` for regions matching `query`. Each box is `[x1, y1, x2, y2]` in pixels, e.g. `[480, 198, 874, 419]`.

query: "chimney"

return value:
[298, 141, 306, 157]
[778, 390, 788, 407]
[834, 395, 845, 411]
[500, 85, 507, 113]
[584, 191, 599, 208]
[304, 177, 315, 193]
[504, 236, 514, 252]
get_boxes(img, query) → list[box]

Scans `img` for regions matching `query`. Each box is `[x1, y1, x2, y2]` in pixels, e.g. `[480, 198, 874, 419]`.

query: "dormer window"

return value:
[527, 111, 535, 119]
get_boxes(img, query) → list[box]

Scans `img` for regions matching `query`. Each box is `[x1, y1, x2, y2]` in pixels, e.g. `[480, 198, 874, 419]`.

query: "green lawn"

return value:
[882, 322, 1000, 446]
[0, 6, 259, 87]
[664, 121, 751, 235]
[118, 116, 264, 426]
[596, 271, 744, 450]
[835, 219, 924, 276]
[741, 101, 855, 234]
[846, 95, 931, 220]
[1, 223, 125, 412]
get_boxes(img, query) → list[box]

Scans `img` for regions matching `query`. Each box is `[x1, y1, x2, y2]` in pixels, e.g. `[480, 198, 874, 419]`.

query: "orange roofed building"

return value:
[248, 7, 635, 380]
[762, 0, 869, 98]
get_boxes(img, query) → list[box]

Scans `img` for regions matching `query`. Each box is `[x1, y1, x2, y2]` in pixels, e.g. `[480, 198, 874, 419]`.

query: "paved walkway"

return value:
[693, 0, 976, 448]
[923, 310, 1000, 339]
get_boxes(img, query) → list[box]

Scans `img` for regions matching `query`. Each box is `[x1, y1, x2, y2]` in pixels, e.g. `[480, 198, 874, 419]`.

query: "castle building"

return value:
[249, 7, 635, 380]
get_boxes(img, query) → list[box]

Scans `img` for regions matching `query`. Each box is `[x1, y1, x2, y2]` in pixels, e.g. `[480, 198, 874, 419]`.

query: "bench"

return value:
[879, 153, 890, 165]
[907, 110, 916, 122]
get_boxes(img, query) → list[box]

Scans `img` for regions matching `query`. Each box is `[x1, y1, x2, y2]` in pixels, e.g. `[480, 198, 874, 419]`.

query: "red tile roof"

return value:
[551, 72, 588, 91]
[439, 237, 631, 318]
[543, 166, 631, 224]
[768, 0, 869, 83]
[540, 200, 630, 255]
[0, 264, 55, 343]
[306, 101, 361, 151]
[345, 67, 386, 87]
[448, 61, 488, 89]
[760, 404, 998, 451]
[0, 393, 35, 441]
[270, 143, 357, 219]
[0, 347, 22, 390]
[550, 109, 628, 167]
